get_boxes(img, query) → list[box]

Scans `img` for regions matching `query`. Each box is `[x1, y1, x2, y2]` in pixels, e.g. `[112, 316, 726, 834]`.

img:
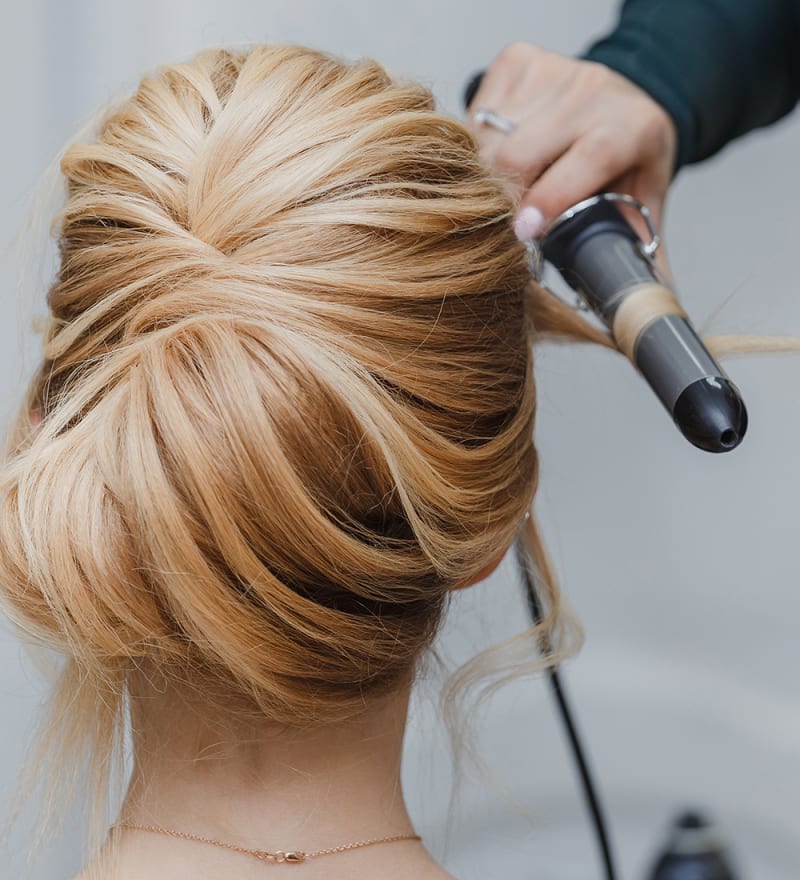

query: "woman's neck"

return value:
[96, 675, 452, 879]
[125, 685, 416, 841]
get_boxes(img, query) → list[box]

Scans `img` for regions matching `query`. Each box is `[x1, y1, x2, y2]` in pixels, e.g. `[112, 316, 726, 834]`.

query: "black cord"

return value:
[463, 75, 617, 875]
[515, 539, 619, 880]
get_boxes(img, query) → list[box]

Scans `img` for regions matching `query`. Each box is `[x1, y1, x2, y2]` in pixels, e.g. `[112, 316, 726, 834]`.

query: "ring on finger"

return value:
[472, 107, 517, 134]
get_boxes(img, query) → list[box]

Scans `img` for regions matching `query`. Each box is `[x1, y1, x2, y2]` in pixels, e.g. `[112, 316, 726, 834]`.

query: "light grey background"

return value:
[2, 1, 799, 878]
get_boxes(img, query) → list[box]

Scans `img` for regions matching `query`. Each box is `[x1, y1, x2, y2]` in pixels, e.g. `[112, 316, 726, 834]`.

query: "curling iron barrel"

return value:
[464, 71, 748, 453]
[542, 196, 747, 452]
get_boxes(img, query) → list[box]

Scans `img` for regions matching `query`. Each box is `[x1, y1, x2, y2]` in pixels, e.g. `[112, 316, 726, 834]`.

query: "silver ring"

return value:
[473, 107, 516, 134]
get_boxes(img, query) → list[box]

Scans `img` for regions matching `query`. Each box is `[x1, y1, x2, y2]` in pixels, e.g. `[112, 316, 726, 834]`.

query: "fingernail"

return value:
[513, 205, 545, 241]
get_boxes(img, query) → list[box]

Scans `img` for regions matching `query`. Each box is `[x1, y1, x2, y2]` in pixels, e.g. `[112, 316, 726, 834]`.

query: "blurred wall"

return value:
[2, 2, 799, 878]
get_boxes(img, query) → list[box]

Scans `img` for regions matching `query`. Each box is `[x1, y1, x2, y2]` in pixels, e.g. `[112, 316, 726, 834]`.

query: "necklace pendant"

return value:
[271, 850, 307, 864]
[285, 852, 307, 863]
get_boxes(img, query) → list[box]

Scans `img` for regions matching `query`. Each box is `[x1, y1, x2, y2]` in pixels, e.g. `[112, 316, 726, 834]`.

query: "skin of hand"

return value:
[467, 42, 678, 276]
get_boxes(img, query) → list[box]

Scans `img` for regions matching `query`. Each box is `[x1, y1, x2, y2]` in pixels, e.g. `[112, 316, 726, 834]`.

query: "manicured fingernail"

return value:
[513, 205, 545, 241]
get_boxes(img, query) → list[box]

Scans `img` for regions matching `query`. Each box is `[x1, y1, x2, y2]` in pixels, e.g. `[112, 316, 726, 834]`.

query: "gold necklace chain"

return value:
[115, 822, 422, 865]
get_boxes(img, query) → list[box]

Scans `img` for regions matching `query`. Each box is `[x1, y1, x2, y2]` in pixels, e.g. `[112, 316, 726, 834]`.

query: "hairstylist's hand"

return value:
[468, 43, 677, 270]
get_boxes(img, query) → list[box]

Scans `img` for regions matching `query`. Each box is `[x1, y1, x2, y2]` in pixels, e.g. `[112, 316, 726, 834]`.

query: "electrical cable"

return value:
[515, 539, 618, 880]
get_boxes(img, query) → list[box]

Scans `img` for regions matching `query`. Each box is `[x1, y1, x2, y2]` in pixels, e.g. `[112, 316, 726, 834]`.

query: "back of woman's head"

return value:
[0, 40, 564, 764]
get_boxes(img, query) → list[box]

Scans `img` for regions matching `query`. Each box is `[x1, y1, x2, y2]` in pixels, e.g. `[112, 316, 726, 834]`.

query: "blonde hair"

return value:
[9, 41, 770, 867]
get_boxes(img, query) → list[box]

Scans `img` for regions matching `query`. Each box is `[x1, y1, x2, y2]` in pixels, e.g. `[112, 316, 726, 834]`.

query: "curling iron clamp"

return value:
[529, 192, 748, 453]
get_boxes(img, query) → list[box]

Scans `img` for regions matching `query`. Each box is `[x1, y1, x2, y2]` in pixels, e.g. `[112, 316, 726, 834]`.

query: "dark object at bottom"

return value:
[648, 811, 739, 879]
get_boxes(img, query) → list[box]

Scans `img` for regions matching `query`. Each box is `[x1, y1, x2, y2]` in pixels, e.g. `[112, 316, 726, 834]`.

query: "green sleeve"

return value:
[582, 0, 800, 172]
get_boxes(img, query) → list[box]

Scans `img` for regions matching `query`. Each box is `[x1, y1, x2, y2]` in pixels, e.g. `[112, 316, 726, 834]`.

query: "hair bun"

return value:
[1, 43, 539, 733]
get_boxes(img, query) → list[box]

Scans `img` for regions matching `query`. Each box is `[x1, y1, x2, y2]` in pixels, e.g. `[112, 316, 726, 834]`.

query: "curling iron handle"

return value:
[464, 71, 485, 109]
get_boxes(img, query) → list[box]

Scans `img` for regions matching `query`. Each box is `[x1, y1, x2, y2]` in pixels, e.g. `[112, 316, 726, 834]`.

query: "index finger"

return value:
[520, 133, 638, 227]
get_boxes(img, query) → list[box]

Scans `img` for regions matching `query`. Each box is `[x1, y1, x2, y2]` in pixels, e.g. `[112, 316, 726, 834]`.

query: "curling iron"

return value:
[464, 73, 748, 454]
[467, 66, 751, 880]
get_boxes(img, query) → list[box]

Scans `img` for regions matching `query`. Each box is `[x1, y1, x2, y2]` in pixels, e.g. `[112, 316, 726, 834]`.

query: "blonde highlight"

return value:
[2, 43, 617, 867]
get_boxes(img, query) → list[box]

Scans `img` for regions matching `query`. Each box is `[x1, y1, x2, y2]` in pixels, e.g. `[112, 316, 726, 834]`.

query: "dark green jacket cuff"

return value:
[582, 0, 800, 175]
